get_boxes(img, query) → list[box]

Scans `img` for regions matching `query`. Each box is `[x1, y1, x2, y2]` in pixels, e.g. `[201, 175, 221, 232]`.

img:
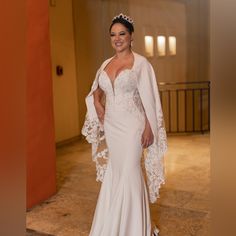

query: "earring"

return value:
[130, 39, 133, 47]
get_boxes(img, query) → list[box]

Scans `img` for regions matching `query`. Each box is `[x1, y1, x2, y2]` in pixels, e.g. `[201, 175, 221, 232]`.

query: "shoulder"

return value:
[133, 51, 147, 62]
[133, 52, 152, 67]
[133, 52, 153, 71]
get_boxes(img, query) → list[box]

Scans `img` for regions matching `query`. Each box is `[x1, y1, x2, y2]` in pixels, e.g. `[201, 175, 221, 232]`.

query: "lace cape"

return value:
[82, 52, 167, 203]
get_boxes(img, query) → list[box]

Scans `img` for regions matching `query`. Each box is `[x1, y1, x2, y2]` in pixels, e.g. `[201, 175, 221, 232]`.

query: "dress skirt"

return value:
[89, 108, 152, 236]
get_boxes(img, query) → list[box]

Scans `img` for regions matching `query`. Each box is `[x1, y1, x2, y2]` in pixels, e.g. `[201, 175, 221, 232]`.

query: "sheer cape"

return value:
[82, 52, 167, 203]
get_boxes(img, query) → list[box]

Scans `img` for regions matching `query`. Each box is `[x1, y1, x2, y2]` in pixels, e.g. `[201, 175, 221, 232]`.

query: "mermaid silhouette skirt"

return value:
[89, 70, 152, 236]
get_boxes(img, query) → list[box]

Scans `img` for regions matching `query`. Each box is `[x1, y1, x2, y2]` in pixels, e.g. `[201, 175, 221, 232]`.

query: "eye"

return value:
[110, 33, 115, 37]
[119, 32, 126, 36]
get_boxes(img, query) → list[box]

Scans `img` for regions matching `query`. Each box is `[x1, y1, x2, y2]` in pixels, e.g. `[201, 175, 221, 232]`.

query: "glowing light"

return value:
[157, 36, 166, 56]
[168, 36, 176, 55]
[144, 36, 154, 57]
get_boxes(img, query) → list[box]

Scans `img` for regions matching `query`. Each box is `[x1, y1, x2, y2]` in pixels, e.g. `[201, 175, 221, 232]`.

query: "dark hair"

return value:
[109, 17, 134, 34]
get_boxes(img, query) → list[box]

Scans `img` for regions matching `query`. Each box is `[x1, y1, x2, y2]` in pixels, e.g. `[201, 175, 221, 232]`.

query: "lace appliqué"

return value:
[82, 114, 108, 182]
[132, 89, 146, 121]
[145, 116, 168, 203]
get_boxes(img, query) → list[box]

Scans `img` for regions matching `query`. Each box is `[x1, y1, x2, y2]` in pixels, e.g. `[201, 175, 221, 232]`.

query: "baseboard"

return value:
[55, 134, 83, 148]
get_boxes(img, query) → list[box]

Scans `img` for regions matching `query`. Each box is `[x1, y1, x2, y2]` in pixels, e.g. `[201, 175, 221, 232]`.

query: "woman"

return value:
[82, 13, 167, 236]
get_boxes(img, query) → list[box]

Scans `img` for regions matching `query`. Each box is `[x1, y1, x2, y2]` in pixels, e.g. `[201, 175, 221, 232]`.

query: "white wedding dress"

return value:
[82, 52, 167, 236]
[89, 69, 152, 236]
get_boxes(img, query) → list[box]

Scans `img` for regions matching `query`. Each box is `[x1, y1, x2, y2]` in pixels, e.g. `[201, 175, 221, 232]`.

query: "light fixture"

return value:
[168, 36, 176, 55]
[157, 36, 166, 56]
[144, 36, 154, 57]
[50, 0, 56, 6]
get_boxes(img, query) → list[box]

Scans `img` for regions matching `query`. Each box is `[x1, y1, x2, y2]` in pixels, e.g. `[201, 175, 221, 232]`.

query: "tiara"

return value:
[112, 13, 134, 25]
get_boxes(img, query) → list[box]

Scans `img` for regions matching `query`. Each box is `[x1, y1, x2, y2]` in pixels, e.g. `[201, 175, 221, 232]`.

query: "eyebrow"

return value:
[110, 30, 126, 34]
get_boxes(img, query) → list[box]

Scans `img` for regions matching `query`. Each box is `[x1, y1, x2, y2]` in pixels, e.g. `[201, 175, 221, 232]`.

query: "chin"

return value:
[114, 46, 129, 53]
[115, 48, 124, 52]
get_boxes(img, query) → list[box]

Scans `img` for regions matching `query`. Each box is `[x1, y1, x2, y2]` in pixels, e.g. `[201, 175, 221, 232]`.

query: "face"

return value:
[110, 23, 133, 53]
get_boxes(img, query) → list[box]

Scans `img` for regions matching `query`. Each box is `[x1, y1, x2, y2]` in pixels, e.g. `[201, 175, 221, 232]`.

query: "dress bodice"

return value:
[98, 69, 145, 118]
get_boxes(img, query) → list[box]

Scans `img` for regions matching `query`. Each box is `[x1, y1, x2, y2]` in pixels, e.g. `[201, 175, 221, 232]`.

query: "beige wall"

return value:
[72, 0, 130, 132]
[72, 0, 103, 133]
[129, 0, 187, 83]
[100, 0, 130, 58]
[49, 0, 79, 142]
[186, 0, 209, 82]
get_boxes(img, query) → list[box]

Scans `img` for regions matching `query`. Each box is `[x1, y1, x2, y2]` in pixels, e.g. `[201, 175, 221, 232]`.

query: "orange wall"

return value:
[27, 0, 56, 209]
[0, 0, 26, 234]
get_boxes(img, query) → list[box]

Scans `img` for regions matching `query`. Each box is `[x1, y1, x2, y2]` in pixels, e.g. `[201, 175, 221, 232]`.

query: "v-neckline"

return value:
[103, 69, 131, 84]
[102, 51, 135, 88]
[102, 69, 131, 94]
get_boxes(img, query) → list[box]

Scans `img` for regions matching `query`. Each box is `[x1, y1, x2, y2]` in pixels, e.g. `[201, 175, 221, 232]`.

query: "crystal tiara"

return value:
[112, 13, 134, 25]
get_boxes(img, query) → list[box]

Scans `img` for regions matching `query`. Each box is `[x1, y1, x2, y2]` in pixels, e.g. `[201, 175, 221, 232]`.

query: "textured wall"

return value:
[27, 0, 56, 208]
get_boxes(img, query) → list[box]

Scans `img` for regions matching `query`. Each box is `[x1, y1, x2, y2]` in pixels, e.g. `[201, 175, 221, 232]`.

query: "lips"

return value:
[115, 42, 123, 47]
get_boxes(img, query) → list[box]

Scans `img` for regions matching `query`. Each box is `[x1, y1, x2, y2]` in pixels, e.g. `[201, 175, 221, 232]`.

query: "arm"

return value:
[93, 86, 103, 103]
[93, 87, 105, 124]
[141, 113, 154, 149]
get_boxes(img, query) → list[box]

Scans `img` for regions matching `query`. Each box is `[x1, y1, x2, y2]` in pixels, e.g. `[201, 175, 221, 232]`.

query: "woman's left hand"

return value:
[141, 120, 154, 149]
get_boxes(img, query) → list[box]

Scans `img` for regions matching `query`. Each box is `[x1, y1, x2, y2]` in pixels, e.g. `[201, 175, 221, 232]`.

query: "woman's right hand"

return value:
[94, 101, 105, 124]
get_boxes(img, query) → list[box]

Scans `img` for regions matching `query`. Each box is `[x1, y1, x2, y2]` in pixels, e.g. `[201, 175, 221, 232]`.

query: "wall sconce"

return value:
[157, 36, 166, 56]
[56, 65, 63, 76]
[168, 36, 176, 55]
[50, 0, 56, 7]
[144, 36, 154, 57]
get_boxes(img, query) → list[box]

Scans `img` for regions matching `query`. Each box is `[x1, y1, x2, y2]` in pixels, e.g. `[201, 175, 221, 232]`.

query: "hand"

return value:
[94, 101, 105, 124]
[141, 121, 154, 149]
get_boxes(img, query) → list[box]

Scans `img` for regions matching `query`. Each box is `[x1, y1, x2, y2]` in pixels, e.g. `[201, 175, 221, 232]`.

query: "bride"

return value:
[82, 13, 167, 236]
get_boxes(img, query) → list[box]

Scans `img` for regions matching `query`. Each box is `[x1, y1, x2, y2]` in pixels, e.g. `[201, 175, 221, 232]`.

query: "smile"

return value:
[115, 42, 123, 46]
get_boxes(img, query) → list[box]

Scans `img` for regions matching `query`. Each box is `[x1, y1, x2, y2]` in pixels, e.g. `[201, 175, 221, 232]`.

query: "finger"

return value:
[146, 140, 152, 147]
[141, 136, 144, 146]
[100, 116, 104, 124]
[98, 115, 103, 122]
[143, 139, 148, 149]
[98, 114, 104, 119]
[142, 138, 147, 148]
[146, 139, 153, 148]
[142, 141, 145, 148]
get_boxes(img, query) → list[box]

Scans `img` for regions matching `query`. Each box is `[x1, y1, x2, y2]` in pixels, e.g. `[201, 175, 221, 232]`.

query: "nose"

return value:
[114, 34, 121, 41]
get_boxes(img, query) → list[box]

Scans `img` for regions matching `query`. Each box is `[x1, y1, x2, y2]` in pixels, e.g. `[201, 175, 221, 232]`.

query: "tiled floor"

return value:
[26, 134, 210, 236]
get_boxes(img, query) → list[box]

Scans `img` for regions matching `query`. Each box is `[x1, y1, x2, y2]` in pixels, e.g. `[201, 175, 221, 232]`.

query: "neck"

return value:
[115, 49, 132, 59]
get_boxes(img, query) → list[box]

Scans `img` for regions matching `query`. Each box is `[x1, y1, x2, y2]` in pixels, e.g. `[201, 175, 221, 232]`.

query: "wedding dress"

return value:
[82, 52, 167, 236]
